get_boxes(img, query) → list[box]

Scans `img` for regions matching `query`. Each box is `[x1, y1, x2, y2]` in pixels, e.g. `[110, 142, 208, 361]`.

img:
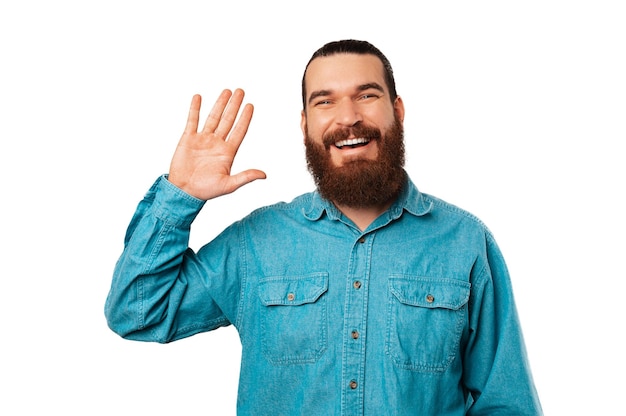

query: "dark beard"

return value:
[305, 117, 406, 208]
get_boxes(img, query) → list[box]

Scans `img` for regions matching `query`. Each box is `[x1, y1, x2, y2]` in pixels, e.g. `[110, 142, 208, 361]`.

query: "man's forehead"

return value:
[305, 53, 386, 88]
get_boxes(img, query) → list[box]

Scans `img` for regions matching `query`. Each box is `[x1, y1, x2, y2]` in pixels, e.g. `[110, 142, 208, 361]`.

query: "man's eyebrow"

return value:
[358, 82, 385, 93]
[307, 83, 385, 105]
[308, 89, 332, 105]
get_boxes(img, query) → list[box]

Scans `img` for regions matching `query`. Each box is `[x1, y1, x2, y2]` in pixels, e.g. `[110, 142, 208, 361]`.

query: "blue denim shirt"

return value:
[105, 174, 542, 415]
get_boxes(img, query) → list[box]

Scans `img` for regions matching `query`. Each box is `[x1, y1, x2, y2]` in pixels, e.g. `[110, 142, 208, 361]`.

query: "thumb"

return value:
[226, 169, 267, 194]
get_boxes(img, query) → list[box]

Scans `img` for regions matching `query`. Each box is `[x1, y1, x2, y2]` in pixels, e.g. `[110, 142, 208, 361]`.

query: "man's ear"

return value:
[300, 110, 307, 142]
[394, 96, 405, 123]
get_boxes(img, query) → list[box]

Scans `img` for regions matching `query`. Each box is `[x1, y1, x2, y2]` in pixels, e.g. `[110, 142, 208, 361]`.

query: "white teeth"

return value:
[335, 137, 370, 148]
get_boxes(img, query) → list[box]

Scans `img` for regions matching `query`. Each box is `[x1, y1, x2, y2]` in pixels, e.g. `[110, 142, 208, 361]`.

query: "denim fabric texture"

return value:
[105, 174, 542, 415]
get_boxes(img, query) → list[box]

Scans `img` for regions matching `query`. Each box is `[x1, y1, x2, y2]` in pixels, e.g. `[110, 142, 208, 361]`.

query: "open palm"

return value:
[168, 89, 266, 200]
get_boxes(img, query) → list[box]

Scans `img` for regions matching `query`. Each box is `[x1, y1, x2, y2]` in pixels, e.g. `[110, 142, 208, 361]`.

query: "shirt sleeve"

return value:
[463, 232, 543, 415]
[104, 175, 235, 343]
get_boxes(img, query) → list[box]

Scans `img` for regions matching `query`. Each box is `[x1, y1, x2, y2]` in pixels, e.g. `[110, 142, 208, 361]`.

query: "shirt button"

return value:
[426, 294, 435, 303]
[349, 380, 358, 389]
[358, 237, 366, 244]
[351, 330, 359, 340]
[353, 280, 362, 289]
[287, 293, 295, 301]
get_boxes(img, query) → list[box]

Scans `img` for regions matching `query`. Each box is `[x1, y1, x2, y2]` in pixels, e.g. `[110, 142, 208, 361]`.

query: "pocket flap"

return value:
[259, 273, 329, 306]
[389, 276, 470, 310]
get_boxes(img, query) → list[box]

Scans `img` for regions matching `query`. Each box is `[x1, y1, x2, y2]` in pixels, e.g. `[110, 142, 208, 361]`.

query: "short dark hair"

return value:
[301, 39, 398, 110]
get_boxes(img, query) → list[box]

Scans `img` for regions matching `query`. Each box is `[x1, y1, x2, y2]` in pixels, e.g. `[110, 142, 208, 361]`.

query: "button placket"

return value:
[341, 232, 373, 414]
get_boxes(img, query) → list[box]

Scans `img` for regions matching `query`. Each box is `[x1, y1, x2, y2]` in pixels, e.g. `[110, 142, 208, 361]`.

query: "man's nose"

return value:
[335, 98, 363, 127]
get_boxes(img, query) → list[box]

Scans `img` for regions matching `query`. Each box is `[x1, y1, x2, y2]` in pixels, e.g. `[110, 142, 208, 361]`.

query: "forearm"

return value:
[104, 176, 211, 342]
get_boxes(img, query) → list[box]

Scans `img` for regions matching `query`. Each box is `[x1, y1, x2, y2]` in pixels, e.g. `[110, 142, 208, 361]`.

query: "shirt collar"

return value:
[303, 172, 433, 222]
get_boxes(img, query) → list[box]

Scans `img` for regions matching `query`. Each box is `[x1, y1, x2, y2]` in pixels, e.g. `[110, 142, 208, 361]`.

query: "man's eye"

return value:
[315, 100, 332, 106]
[359, 94, 378, 100]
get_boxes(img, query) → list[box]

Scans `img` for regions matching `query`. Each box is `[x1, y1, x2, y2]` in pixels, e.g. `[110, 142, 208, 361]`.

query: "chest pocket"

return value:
[386, 276, 470, 373]
[258, 273, 329, 365]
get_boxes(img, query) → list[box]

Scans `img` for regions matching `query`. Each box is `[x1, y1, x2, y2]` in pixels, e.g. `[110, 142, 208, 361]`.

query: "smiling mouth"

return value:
[334, 137, 371, 149]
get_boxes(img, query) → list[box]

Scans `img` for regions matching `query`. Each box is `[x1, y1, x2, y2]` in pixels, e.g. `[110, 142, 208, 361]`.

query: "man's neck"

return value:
[334, 201, 394, 232]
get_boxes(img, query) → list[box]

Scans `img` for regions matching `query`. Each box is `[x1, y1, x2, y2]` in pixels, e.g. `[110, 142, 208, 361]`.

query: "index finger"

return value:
[225, 102, 254, 150]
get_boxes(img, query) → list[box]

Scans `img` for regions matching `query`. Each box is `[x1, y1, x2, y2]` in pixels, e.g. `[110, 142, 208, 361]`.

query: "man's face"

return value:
[301, 53, 406, 208]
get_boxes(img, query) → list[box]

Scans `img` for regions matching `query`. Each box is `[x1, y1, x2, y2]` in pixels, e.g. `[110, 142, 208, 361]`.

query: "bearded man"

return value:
[105, 39, 543, 415]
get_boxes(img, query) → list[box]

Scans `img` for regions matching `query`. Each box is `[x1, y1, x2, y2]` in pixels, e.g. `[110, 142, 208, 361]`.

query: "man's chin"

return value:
[330, 158, 374, 175]
[330, 153, 377, 169]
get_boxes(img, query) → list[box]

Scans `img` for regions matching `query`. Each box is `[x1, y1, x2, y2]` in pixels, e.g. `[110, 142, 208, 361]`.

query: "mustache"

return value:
[322, 124, 383, 148]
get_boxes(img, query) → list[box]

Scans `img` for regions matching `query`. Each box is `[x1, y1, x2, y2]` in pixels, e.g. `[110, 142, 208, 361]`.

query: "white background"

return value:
[1, 1, 624, 414]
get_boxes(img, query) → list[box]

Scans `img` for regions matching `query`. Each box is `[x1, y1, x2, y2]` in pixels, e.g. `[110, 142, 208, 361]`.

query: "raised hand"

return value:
[168, 89, 266, 200]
